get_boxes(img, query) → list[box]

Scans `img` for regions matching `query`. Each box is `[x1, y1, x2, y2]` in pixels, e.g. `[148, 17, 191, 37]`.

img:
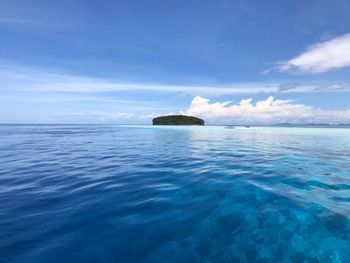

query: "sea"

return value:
[1, 124, 350, 263]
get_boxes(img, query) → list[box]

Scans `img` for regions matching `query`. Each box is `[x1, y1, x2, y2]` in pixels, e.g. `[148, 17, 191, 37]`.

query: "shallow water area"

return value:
[1, 125, 350, 263]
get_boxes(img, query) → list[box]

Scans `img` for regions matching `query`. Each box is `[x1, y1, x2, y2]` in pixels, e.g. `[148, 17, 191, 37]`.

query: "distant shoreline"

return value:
[0, 123, 350, 128]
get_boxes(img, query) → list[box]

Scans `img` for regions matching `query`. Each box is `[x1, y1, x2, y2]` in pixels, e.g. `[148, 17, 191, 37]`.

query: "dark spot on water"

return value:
[242, 244, 257, 261]
[290, 255, 320, 263]
[193, 236, 212, 258]
[252, 231, 265, 244]
[216, 213, 243, 235]
[257, 214, 264, 229]
[280, 229, 294, 240]
[229, 256, 242, 263]
[275, 244, 284, 261]
[211, 249, 242, 263]
[307, 257, 320, 263]
[325, 213, 348, 235]
[290, 252, 306, 263]
[253, 234, 265, 244]
[255, 257, 272, 263]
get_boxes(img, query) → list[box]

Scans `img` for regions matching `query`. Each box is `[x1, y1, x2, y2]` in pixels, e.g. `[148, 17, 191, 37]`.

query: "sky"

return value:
[1, 0, 350, 124]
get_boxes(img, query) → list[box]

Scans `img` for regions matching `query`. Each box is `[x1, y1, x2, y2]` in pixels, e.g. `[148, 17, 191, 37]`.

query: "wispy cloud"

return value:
[182, 96, 350, 124]
[277, 82, 299, 92]
[1, 62, 350, 95]
[276, 33, 350, 74]
[0, 61, 275, 95]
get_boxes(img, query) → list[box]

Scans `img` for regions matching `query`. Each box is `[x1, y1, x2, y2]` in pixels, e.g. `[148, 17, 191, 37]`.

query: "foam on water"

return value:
[0, 125, 350, 262]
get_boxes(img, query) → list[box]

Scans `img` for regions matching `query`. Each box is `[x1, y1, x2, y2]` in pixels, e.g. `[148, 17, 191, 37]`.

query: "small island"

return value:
[153, 115, 205, 126]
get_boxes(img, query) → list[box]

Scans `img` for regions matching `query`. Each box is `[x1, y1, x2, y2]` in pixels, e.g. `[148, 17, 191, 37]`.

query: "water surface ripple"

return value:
[1, 125, 350, 262]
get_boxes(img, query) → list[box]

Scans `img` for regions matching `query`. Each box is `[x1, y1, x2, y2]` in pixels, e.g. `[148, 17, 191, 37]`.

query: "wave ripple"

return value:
[1, 125, 350, 263]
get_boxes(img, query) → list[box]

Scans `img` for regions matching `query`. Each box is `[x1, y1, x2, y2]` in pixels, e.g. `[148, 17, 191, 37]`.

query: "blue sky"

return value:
[1, 0, 350, 124]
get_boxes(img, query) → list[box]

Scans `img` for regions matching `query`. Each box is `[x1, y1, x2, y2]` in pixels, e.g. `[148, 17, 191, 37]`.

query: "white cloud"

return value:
[277, 33, 350, 74]
[182, 96, 350, 124]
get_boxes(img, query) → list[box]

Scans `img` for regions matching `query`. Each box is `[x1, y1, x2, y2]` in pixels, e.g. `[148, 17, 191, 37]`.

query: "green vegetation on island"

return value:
[153, 115, 205, 126]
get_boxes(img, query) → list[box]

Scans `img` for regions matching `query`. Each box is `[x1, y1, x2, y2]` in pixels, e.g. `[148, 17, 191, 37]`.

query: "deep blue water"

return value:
[1, 125, 350, 263]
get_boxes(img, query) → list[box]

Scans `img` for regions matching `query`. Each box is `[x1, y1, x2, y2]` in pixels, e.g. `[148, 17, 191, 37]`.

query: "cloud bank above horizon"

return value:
[35, 96, 350, 125]
[182, 96, 350, 125]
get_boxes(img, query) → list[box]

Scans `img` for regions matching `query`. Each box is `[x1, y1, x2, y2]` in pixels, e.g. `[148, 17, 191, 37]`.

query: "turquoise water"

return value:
[1, 125, 350, 263]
